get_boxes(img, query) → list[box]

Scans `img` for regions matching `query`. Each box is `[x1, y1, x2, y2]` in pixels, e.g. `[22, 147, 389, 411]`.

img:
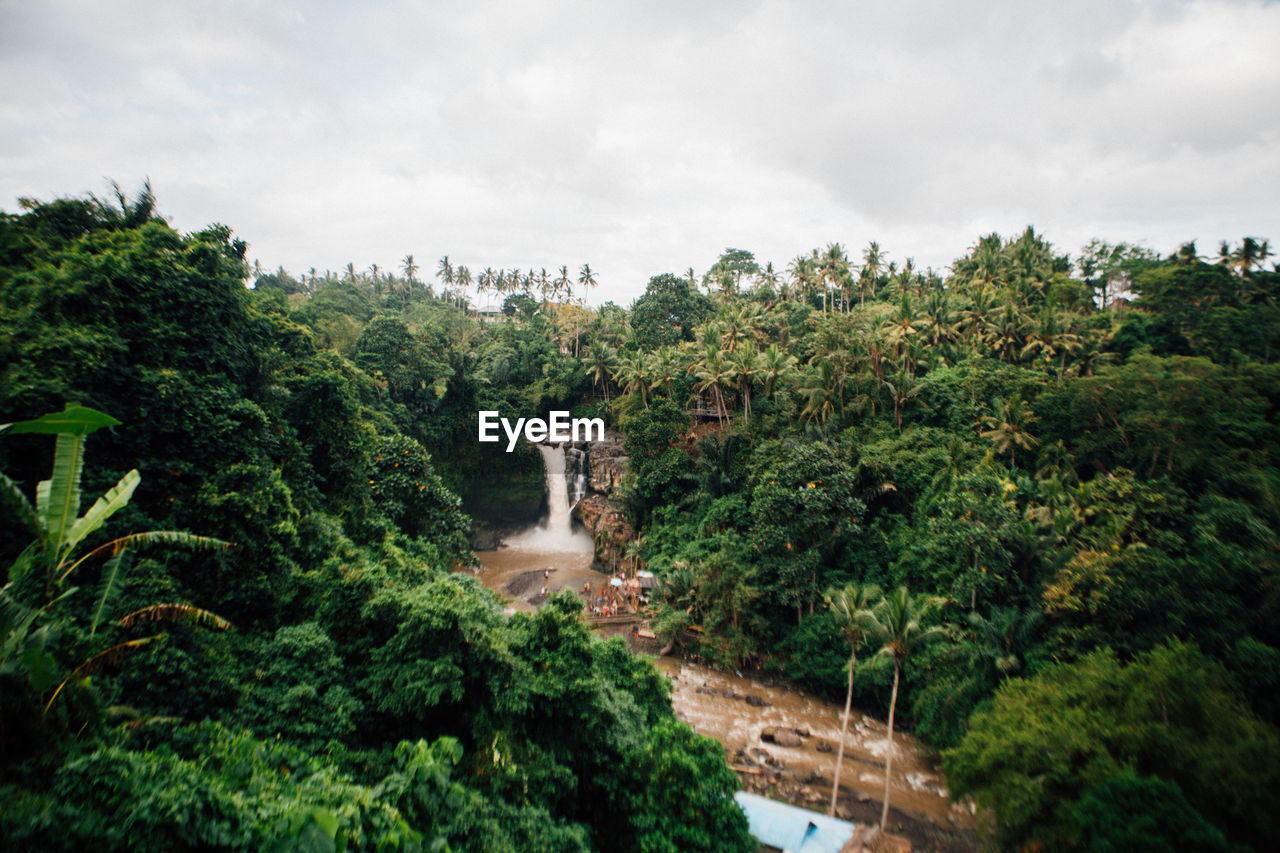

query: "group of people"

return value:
[582, 580, 622, 616]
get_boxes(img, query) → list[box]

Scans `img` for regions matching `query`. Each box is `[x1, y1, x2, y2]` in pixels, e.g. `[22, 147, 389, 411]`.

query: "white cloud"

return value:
[1, 0, 1277, 304]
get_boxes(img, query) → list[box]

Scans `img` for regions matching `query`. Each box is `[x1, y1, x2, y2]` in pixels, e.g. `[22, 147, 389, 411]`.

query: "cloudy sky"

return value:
[2, 0, 1277, 304]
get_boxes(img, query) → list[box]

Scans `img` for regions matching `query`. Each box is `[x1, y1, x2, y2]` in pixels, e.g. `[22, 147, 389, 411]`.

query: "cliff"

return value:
[571, 429, 632, 570]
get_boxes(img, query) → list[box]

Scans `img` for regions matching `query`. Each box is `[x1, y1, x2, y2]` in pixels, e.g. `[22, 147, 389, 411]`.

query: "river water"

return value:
[470, 445, 975, 840]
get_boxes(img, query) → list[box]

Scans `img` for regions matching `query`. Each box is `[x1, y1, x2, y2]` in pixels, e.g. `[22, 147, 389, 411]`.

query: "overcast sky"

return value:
[2, 0, 1277, 305]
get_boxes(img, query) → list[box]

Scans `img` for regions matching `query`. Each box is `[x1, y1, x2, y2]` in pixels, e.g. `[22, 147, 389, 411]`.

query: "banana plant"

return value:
[2, 404, 228, 612]
[1, 404, 232, 717]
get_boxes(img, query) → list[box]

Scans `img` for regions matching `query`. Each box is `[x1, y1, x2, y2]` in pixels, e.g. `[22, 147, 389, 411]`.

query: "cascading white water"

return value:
[566, 446, 589, 508]
[541, 444, 572, 534]
[505, 444, 594, 553]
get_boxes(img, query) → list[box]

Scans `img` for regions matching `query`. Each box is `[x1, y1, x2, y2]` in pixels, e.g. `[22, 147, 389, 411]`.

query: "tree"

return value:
[704, 248, 760, 297]
[823, 582, 881, 816]
[611, 349, 651, 409]
[980, 396, 1038, 466]
[1, 405, 228, 604]
[582, 343, 617, 399]
[869, 587, 945, 833]
[799, 361, 838, 424]
[400, 254, 419, 287]
[1069, 774, 1229, 853]
[944, 642, 1280, 849]
[758, 344, 798, 400]
[577, 263, 598, 302]
[727, 341, 762, 423]
[630, 274, 713, 350]
[692, 346, 735, 427]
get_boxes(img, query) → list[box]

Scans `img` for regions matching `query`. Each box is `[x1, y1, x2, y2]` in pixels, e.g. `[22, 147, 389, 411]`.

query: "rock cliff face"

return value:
[583, 431, 627, 494]
[570, 429, 632, 570]
[574, 493, 633, 571]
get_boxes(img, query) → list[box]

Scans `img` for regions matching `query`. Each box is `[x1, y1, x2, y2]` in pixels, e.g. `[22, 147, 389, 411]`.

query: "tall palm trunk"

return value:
[829, 649, 856, 816]
[880, 661, 901, 831]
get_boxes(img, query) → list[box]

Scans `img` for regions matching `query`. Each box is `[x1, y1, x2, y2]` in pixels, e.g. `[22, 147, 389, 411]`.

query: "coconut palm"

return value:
[799, 361, 838, 424]
[822, 242, 850, 314]
[647, 347, 683, 398]
[578, 263, 598, 302]
[882, 373, 923, 432]
[727, 340, 763, 423]
[967, 606, 1042, 680]
[454, 265, 472, 306]
[692, 345, 736, 426]
[401, 254, 419, 287]
[759, 344, 798, 400]
[860, 241, 885, 308]
[981, 396, 1039, 466]
[582, 343, 617, 399]
[868, 587, 946, 835]
[823, 582, 881, 816]
[611, 349, 651, 409]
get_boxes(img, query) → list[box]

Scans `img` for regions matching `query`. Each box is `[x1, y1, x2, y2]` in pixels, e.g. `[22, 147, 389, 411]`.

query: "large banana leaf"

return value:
[115, 603, 232, 631]
[0, 471, 42, 538]
[37, 432, 85, 559]
[59, 530, 230, 584]
[61, 468, 140, 570]
[0, 405, 121, 436]
[88, 549, 130, 637]
[99, 530, 232, 553]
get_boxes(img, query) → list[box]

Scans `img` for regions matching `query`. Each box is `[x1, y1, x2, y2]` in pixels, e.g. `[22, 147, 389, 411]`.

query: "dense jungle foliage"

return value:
[0, 187, 749, 853]
[2, 183, 1279, 850]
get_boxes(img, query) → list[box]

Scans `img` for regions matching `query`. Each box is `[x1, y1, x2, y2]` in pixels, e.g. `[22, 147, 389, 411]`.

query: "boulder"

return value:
[761, 726, 808, 748]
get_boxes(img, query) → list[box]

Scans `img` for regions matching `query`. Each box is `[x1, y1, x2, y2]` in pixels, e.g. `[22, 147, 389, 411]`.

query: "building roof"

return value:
[734, 792, 857, 853]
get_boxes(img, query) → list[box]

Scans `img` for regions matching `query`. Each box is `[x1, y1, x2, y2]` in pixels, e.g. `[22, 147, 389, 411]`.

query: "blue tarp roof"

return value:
[734, 791, 857, 852]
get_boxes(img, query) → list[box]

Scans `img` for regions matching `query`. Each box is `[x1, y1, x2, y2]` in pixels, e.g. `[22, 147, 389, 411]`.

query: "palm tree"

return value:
[555, 265, 572, 302]
[611, 349, 651, 409]
[786, 255, 813, 306]
[882, 373, 922, 432]
[578, 263, 598, 302]
[823, 582, 881, 816]
[583, 344, 617, 399]
[728, 340, 763, 423]
[623, 534, 646, 578]
[436, 256, 454, 303]
[401, 254, 419, 287]
[692, 345, 736, 426]
[455, 265, 472, 307]
[647, 347, 683, 398]
[986, 304, 1031, 363]
[868, 587, 946, 835]
[860, 241, 885, 308]
[981, 396, 1039, 466]
[799, 361, 838, 424]
[759, 344, 798, 400]
[721, 304, 759, 352]
[967, 606, 1042, 680]
[822, 243, 850, 314]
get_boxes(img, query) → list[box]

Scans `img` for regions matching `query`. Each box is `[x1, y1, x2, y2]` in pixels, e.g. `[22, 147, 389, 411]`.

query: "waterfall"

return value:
[540, 444, 572, 536]
[506, 444, 593, 553]
[566, 445, 589, 508]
